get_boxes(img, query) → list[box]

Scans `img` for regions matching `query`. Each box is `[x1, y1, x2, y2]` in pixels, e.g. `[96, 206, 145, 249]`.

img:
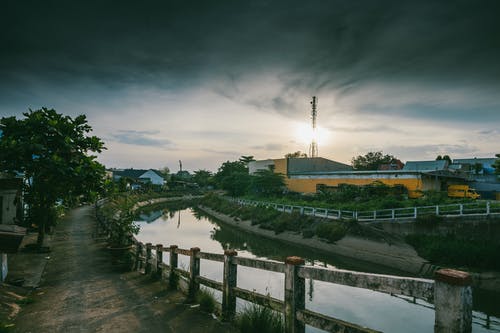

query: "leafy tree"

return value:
[494, 154, 500, 175]
[436, 155, 452, 164]
[239, 155, 255, 165]
[285, 151, 307, 158]
[193, 169, 213, 188]
[214, 159, 250, 196]
[249, 169, 285, 196]
[0, 108, 105, 248]
[351, 151, 395, 170]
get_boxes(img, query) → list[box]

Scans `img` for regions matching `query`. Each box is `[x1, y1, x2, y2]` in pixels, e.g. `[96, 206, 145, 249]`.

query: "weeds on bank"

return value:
[201, 194, 351, 243]
[195, 289, 217, 313]
[236, 304, 284, 333]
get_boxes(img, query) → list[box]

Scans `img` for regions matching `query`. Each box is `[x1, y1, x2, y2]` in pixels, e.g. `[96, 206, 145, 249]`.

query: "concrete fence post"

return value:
[145, 243, 152, 274]
[222, 249, 238, 321]
[436, 205, 440, 216]
[459, 204, 463, 215]
[373, 210, 377, 219]
[338, 210, 342, 219]
[135, 242, 143, 270]
[189, 247, 201, 299]
[284, 256, 305, 333]
[486, 201, 490, 215]
[169, 245, 178, 287]
[156, 244, 163, 278]
[312, 208, 316, 216]
[391, 209, 395, 220]
[434, 269, 472, 333]
[414, 207, 418, 218]
[300, 207, 304, 215]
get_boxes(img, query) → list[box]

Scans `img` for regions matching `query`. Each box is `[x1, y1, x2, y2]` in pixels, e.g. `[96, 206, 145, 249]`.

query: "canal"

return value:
[135, 206, 500, 333]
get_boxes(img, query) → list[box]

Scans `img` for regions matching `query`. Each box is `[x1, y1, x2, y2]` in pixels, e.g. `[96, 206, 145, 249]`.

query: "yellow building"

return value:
[249, 157, 460, 197]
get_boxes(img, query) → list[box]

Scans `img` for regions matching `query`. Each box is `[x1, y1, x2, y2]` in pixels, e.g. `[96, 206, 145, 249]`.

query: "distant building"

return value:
[450, 157, 500, 199]
[0, 174, 23, 225]
[249, 157, 464, 197]
[112, 169, 166, 189]
[378, 159, 404, 171]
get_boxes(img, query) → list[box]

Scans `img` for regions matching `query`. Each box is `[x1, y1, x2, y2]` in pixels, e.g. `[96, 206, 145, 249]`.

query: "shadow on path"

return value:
[12, 206, 237, 333]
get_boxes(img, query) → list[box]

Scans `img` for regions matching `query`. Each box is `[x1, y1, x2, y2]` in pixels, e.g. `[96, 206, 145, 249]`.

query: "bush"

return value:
[316, 222, 347, 243]
[236, 304, 284, 333]
[196, 289, 217, 313]
[406, 234, 500, 271]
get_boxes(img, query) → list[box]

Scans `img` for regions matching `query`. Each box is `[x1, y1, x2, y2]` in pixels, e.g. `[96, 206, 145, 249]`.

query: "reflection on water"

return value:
[135, 208, 500, 333]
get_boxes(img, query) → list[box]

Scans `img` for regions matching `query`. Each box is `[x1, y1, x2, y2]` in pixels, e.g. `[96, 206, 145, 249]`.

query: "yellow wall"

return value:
[285, 177, 423, 194]
[271, 158, 438, 194]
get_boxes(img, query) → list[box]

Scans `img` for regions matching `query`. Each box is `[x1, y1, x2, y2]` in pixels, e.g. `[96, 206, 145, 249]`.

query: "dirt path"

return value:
[12, 206, 236, 333]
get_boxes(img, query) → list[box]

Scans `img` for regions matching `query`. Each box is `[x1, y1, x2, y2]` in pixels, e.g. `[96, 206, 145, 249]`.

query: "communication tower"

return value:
[309, 96, 318, 158]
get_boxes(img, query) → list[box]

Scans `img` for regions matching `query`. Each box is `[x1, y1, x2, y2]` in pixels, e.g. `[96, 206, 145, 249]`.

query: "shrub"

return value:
[236, 304, 284, 333]
[196, 289, 217, 313]
[315, 222, 347, 243]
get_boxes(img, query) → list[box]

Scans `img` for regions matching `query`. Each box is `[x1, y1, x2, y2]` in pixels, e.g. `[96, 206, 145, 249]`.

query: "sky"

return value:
[1, 0, 499, 172]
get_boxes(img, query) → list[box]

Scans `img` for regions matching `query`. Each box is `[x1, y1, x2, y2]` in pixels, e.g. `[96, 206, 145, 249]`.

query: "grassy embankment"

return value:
[406, 216, 500, 272]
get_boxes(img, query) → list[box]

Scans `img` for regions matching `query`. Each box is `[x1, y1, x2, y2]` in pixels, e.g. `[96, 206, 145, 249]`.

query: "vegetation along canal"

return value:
[134, 205, 500, 333]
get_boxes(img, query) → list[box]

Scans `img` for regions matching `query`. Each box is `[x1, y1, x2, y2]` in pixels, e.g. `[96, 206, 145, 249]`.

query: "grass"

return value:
[195, 289, 217, 313]
[406, 234, 500, 271]
[236, 304, 284, 333]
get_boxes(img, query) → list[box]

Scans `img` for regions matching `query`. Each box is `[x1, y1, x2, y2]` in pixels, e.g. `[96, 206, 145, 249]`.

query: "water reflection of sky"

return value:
[135, 208, 499, 333]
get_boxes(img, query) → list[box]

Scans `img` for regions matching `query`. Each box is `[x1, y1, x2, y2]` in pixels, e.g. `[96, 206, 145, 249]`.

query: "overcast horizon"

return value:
[1, 1, 499, 172]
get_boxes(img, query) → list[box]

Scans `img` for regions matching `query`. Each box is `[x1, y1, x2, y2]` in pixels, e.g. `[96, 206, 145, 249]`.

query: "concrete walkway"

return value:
[12, 206, 237, 333]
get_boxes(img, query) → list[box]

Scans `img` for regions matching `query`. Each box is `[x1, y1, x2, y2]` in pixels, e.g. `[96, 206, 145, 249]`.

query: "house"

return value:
[249, 157, 464, 197]
[112, 169, 166, 189]
[0, 173, 25, 282]
[0, 174, 23, 225]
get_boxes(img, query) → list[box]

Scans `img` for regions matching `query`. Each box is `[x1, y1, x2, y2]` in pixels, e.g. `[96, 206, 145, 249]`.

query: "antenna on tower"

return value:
[309, 96, 318, 158]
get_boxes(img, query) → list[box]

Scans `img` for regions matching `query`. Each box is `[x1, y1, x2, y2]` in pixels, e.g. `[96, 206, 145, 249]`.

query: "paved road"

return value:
[13, 206, 236, 333]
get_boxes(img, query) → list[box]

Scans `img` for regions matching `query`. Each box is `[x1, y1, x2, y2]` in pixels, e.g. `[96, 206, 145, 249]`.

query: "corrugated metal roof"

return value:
[402, 160, 448, 171]
[287, 157, 353, 174]
[113, 169, 163, 179]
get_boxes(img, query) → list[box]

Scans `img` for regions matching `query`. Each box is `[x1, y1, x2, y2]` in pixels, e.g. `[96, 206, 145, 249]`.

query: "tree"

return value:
[285, 151, 307, 158]
[0, 108, 105, 248]
[436, 155, 452, 164]
[214, 159, 250, 196]
[351, 151, 395, 170]
[249, 169, 285, 196]
[494, 154, 500, 175]
[193, 169, 213, 188]
[239, 155, 255, 165]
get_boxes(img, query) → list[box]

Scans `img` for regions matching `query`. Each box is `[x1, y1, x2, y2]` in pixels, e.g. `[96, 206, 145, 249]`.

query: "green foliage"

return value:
[316, 222, 348, 243]
[196, 289, 217, 313]
[406, 234, 500, 271]
[351, 151, 395, 170]
[214, 159, 251, 196]
[97, 194, 140, 247]
[236, 304, 284, 333]
[249, 170, 285, 196]
[415, 214, 444, 226]
[0, 108, 105, 247]
[284, 151, 307, 158]
[494, 153, 500, 175]
[192, 169, 213, 188]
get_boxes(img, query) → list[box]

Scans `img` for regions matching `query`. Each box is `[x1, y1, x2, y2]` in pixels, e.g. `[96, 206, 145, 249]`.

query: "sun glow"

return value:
[295, 122, 330, 146]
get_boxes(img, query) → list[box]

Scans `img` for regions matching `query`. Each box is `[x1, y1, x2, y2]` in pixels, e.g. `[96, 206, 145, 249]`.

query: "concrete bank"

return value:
[197, 206, 436, 276]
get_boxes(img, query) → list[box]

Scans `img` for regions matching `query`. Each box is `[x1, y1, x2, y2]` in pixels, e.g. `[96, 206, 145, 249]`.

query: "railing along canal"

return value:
[230, 197, 500, 222]
[98, 231, 472, 331]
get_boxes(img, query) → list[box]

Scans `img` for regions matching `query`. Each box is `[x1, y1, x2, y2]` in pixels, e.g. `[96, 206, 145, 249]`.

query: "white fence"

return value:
[229, 198, 500, 222]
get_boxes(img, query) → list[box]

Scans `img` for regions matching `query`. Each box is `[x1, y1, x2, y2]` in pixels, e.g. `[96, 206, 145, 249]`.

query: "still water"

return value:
[135, 207, 500, 333]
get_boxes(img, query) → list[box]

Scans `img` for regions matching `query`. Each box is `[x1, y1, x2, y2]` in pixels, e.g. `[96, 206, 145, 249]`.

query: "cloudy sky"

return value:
[1, 0, 499, 172]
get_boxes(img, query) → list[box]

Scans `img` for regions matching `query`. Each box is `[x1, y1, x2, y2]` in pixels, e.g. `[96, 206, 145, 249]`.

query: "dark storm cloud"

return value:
[111, 130, 173, 147]
[1, 0, 499, 119]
